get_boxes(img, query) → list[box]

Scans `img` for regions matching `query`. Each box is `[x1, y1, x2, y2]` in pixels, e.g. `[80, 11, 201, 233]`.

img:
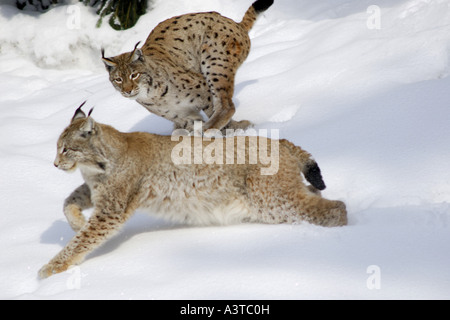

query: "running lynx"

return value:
[101, 0, 274, 132]
[38, 104, 347, 278]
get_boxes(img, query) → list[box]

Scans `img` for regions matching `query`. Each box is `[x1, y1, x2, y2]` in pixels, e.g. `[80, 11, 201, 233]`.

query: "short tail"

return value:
[240, 0, 274, 32]
[280, 139, 327, 191]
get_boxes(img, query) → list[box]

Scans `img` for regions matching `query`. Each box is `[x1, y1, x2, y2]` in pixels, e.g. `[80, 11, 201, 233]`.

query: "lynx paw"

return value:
[329, 201, 348, 227]
[64, 204, 86, 232]
[226, 120, 253, 131]
[38, 262, 69, 279]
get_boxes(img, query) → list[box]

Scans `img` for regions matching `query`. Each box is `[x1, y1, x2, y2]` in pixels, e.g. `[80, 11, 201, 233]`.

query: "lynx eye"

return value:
[114, 77, 123, 84]
[62, 147, 79, 154]
[130, 73, 140, 80]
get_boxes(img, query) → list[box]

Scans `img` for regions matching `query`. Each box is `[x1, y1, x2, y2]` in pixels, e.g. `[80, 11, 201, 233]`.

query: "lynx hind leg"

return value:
[202, 81, 252, 132]
[302, 197, 347, 227]
[223, 119, 253, 132]
[200, 38, 247, 130]
[204, 82, 236, 131]
[64, 184, 92, 232]
[172, 109, 205, 133]
[202, 105, 252, 134]
[247, 174, 347, 227]
[277, 192, 346, 227]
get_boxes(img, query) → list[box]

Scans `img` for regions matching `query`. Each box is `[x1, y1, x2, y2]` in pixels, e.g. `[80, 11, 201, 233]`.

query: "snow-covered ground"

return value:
[1, 0, 450, 299]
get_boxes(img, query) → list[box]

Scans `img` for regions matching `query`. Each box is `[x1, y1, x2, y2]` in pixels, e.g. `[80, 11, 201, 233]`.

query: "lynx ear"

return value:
[80, 117, 96, 133]
[102, 58, 117, 68]
[72, 101, 87, 123]
[101, 48, 117, 69]
[130, 41, 143, 62]
[131, 48, 143, 62]
[81, 108, 97, 133]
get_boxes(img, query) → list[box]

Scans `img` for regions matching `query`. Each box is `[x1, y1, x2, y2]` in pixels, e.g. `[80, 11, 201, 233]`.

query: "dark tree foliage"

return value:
[16, 0, 58, 11]
[15, 0, 150, 30]
[82, 0, 149, 30]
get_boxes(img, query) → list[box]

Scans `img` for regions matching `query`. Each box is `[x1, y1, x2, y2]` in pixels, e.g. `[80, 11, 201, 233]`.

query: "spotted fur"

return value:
[102, 0, 274, 132]
[38, 104, 347, 278]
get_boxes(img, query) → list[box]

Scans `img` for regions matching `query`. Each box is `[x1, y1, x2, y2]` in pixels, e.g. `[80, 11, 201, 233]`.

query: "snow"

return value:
[1, 0, 450, 300]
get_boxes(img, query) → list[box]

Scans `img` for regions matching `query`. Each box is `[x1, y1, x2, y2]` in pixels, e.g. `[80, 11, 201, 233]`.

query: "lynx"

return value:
[38, 103, 347, 279]
[101, 0, 274, 133]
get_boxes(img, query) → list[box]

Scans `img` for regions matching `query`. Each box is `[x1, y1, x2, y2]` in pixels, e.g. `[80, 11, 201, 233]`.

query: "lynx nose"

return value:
[54, 157, 60, 168]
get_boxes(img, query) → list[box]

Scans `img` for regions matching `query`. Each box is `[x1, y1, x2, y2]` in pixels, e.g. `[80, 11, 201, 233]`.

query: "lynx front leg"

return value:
[39, 200, 137, 279]
[64, 184, 92, 232]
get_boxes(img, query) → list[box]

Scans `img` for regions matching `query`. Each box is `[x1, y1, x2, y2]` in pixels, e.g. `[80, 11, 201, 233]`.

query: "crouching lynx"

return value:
[38, 104, 347, 278]
[101, 0, 274, 133]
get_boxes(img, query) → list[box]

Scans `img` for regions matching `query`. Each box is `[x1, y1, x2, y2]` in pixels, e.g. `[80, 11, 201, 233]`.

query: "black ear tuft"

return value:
[135, 41, 141, 49]
[88, 107, 94, 117]
[72, 101, 87, 123]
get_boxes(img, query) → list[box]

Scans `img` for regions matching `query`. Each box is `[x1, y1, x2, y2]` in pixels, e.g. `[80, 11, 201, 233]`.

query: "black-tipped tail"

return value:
[253, 0, 274, 13]
[304, 162, 326, 191]
[240, 0, 274, 32]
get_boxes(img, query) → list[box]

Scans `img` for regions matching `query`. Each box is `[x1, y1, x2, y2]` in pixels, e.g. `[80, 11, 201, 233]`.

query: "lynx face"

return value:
[102, 45, 146, 99]
[54, 106, 107, 174]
